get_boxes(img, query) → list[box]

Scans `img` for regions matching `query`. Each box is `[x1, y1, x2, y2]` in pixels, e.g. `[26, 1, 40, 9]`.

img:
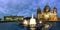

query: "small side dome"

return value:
[53, 7, 57, 13]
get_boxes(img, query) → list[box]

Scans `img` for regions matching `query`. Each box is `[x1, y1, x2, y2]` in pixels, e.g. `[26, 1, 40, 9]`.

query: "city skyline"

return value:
[0, 0, 60, 30]
[0, 0, 60, 18]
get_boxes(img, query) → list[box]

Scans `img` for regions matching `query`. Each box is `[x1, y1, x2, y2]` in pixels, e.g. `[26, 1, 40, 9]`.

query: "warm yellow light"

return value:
[45, 14, 49, 18]
[39, 21, 42, 24]
[30, 28, 35, 30]
[23, 20, 28, 25]
[44, 24, 50, 28]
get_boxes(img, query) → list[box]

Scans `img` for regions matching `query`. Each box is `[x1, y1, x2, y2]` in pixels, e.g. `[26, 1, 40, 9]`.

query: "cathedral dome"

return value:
[43, 4, 51, 13]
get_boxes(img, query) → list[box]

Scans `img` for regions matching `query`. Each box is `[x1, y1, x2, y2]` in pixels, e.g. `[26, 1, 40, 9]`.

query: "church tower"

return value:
[37, 7, 41, 20]
[53, 7, 57, 14]
[53, 7, 58, 21]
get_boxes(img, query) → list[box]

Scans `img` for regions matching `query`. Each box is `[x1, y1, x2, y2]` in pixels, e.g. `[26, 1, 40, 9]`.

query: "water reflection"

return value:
[0, 21, 59, 30]
[18, 21, 56, 30]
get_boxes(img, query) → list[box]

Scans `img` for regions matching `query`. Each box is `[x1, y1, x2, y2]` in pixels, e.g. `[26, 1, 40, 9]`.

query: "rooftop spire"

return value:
[32, 13, 34, 19]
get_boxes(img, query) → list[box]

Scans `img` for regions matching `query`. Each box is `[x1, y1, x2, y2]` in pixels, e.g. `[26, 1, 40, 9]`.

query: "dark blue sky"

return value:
[0, 0, 60, 18]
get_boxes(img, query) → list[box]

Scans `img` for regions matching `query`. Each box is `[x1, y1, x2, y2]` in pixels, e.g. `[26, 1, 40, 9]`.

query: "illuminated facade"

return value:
[53, 7, 58, 21]
[37, 4, 58, 21]
[37, 7, 42, 20]
[4, 16, 24, 21]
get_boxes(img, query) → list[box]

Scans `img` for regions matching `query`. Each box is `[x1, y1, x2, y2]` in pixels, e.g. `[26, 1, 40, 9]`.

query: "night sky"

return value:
[0, 0, 60, 30]
[0, 0, 60, 18]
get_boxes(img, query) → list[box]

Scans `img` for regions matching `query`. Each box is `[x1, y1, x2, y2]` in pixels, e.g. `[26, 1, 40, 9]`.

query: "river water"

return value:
[0, 21, 60, 30]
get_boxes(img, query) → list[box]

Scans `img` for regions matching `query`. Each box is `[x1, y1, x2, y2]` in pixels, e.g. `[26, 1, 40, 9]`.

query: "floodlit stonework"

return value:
[37, 4, 58, 21]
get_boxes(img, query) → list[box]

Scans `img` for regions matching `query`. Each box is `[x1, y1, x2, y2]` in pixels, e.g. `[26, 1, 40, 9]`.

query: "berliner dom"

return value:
[37, 4, 58, 21]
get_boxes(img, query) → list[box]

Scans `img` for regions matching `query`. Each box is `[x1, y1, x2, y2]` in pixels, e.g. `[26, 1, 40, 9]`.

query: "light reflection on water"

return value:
[0, 21, 60, 30]
[18, 21, 60, 30]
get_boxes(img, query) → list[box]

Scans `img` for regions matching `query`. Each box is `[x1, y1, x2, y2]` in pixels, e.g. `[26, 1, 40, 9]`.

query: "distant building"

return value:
[4, 16, 24, 21]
